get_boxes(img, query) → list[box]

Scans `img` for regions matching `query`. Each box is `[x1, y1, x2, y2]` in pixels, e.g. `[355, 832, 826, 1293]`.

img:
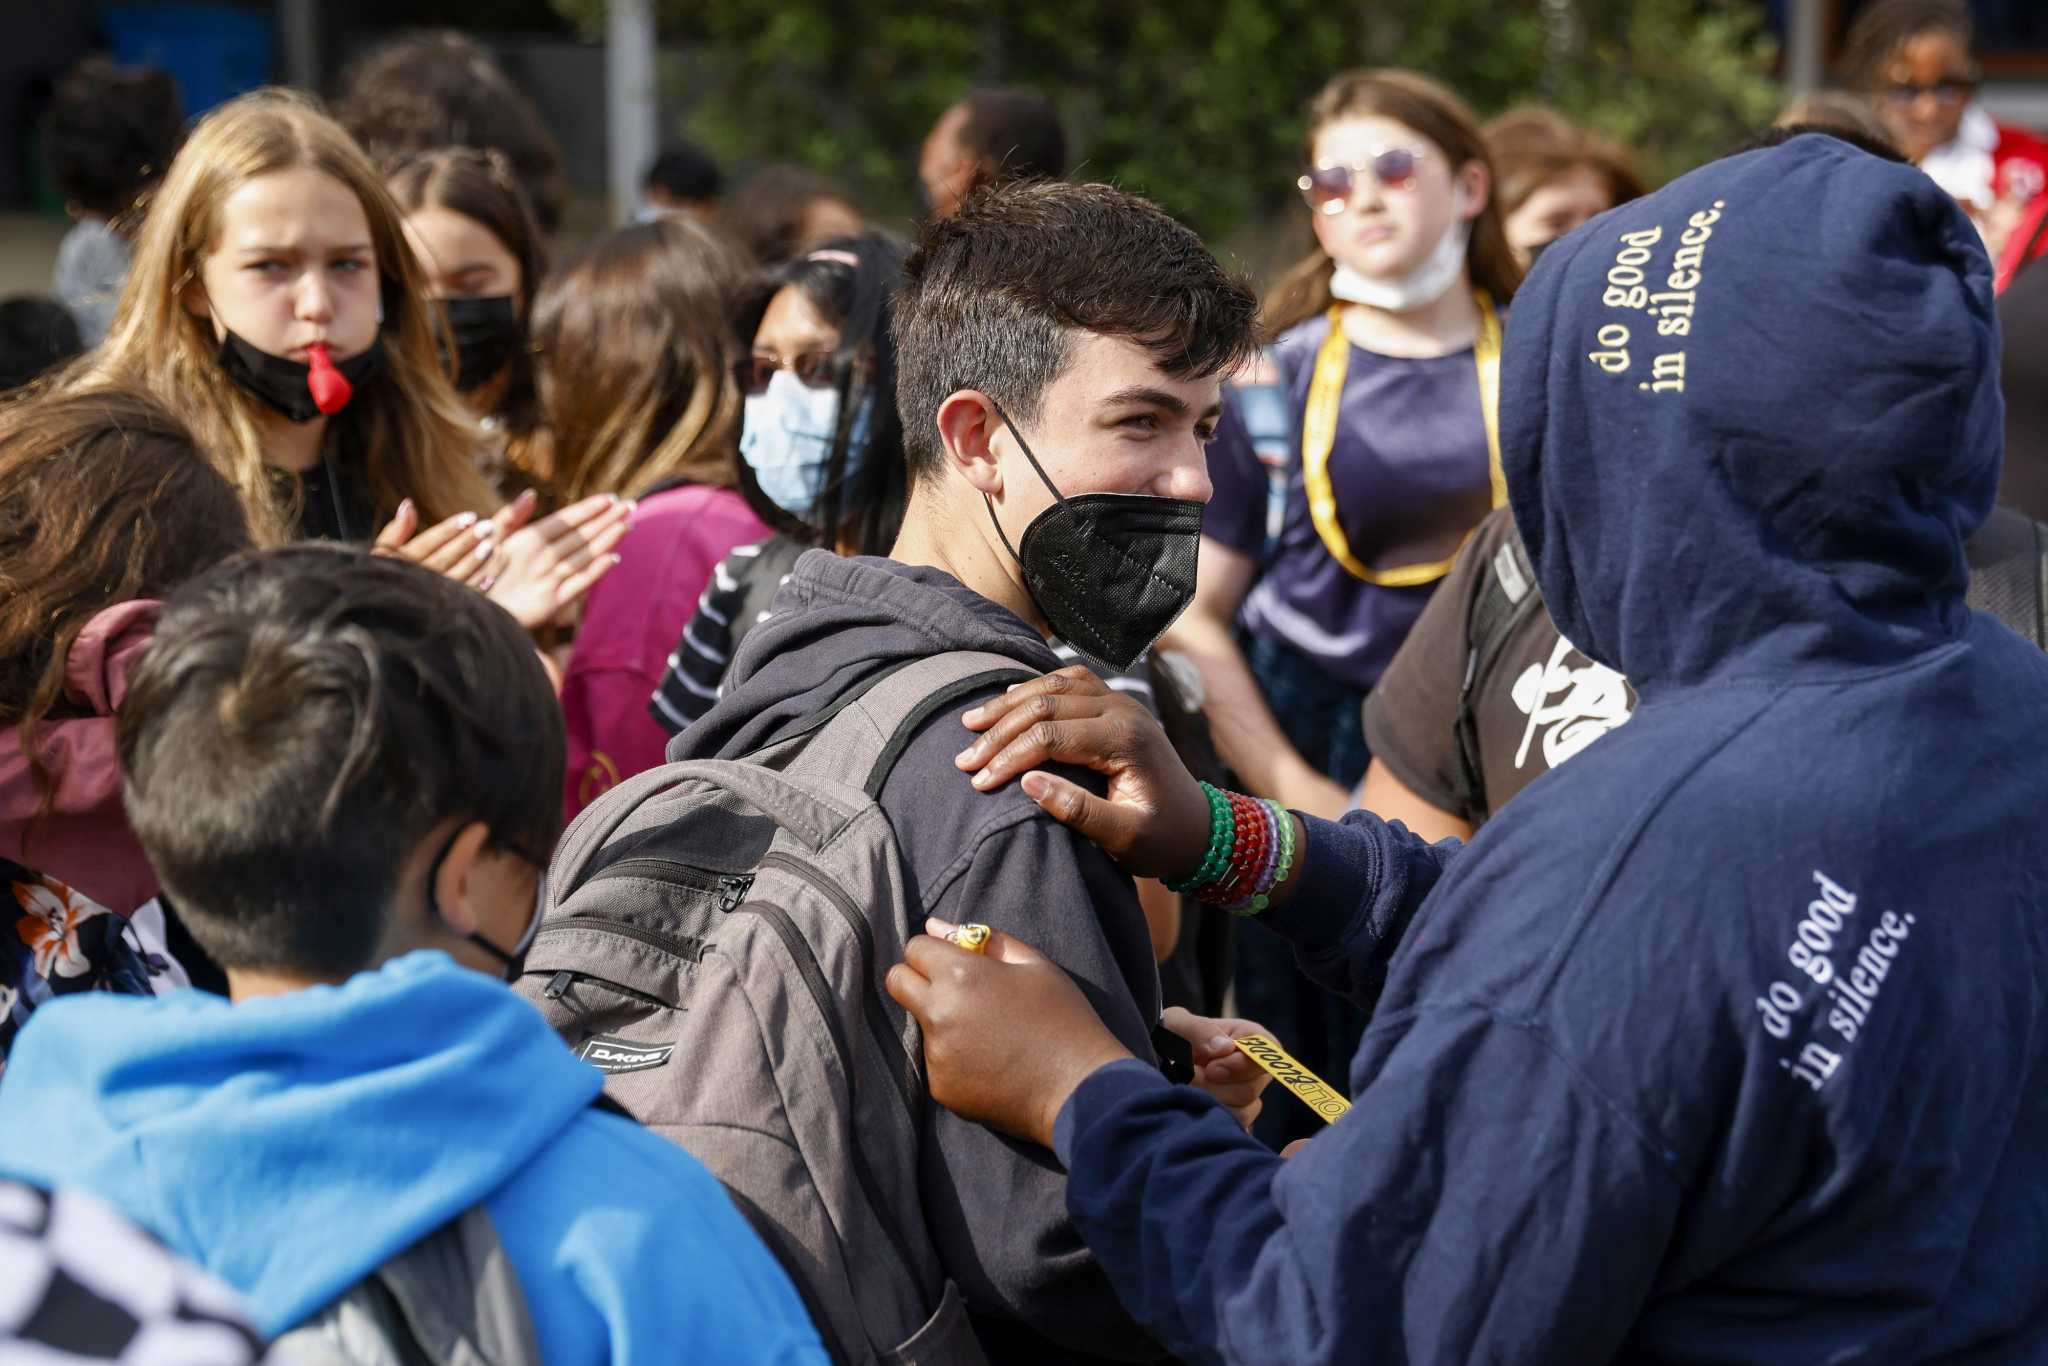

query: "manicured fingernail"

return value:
[398, 498, 414, 518]
[456, 511, 477, 529]
[475, 520, 496, 540]
[611, 553, 624, 566]
[518, 488, 538, 506]
[1006, 683, 1022, 693]
[962, 706, 984, 724]
[477, 574, 498, 593]
[473, 542, 494, 563]
[970, 769, 993, 788]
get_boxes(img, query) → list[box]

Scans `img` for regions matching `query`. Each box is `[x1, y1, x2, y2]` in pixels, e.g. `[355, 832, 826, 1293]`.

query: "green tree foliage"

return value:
[553, 0, 1779, 252]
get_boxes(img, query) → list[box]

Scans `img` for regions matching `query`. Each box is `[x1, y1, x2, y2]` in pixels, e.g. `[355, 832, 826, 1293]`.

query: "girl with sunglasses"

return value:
[1166, 67, 1520, 1151]
[1841, 0, 2048, 287]
[647, 232, 911, 741]
[532, 216, 772, 817]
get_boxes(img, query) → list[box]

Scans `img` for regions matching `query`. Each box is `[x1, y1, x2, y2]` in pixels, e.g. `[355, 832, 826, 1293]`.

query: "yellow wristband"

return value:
[1231, 1034, 1351, 1124]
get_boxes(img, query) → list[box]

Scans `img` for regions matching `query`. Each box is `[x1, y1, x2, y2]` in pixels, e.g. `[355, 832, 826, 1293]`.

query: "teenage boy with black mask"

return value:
[0, 548, 825, 1364]
[668, 180, 1261, 1361]
[900, 135, 2048, 1363]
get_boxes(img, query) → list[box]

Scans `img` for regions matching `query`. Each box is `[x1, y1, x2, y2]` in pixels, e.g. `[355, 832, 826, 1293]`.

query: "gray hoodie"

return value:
[673, 551, 1164, 1364]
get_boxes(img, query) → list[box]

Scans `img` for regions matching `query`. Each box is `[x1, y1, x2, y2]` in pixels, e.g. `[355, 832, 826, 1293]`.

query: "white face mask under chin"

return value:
[1330, 204, 1473, 312]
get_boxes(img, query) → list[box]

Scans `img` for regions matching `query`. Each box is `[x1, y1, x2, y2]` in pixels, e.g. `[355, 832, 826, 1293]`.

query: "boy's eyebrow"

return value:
[1101, 385, 1199, 416]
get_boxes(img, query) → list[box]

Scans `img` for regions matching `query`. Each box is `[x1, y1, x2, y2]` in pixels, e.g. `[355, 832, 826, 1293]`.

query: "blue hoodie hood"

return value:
[1501, 134, 2002, 687]
[0, 951, 601, 1333]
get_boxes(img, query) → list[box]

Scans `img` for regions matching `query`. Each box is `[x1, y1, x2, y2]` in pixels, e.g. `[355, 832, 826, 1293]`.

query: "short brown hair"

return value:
[531, 217, 750, 502]
[118, 546, 562, 975]
[892, 180, 1260, 480]
[1265, 69, 1524, 335]
[1484, 106, 1647, 226]
[0, 387, 251, 821]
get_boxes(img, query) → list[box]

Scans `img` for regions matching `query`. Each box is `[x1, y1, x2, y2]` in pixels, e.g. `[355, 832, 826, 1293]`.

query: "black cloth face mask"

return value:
[217, 329, 386, 423]
[440, 295, 523, 392]
[983, 400, 1203, 674]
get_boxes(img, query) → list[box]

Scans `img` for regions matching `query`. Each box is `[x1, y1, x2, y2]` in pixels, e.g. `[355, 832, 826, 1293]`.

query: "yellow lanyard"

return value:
[1300, 290, 1502, 588]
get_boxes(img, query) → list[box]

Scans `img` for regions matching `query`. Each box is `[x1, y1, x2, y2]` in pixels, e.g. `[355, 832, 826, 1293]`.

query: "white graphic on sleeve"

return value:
[1509, 635, 1634, 771]
[1752, 870, 1919, 1093]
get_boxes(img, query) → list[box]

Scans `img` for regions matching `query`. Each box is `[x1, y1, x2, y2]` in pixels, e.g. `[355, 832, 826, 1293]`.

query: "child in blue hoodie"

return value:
[905, 134, 2048, 1362]
[0, 545, 826, 1365]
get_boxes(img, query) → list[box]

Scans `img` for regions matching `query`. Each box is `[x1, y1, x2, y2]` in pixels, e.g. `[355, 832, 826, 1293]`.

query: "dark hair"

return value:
[717, 164, 861, 267]
[41, 57, 184, 222]
[892, 180, 1260, 481]
[532, 216, 750, 502]
[0, 298, 83, 393]
[737, 232, 911, 555]
[0, 387, 251, 819]
[1738, 122, 1910, 165]
[1265, 69, 1524, 334]
[1773, 93, 1900, 151]
[1842, 0, 1976, 89]
[645, 142, 724, 202]
[388, 147, 549, 443]
[955, 88, 1069, 187]
[1483, 106, 1647, 225]
[333, 31, 568, 234]
[117, 546, 562, 976]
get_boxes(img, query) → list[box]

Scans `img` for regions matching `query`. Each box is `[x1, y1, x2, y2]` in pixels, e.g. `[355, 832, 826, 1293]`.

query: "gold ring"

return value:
[948, 923, 991, 955]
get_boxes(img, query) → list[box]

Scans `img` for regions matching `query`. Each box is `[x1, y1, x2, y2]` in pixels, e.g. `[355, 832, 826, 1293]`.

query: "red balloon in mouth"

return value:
[305, 344, 353, 415]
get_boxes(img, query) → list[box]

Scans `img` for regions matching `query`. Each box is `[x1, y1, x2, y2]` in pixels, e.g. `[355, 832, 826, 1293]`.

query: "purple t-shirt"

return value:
[1204, 313, 1493, 693]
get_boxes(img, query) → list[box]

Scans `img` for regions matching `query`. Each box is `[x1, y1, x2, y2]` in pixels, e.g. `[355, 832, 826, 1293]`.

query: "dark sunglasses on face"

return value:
[1884, 77, 1976, 107]
[1297, 147, 1426, 215]
[734, 351, 843, 396]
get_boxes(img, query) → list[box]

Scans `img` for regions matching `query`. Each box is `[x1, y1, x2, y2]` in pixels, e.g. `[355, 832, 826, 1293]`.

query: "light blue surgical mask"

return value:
[740, 368, 873, 521]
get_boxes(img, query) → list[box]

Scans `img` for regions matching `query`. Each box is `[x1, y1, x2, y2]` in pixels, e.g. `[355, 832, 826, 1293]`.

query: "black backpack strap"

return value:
[1965, 508, 2048, 649]
[863, 669, 1037, 798]
[784, 651, 1039, 799]
[1451, 528, 1542, 823]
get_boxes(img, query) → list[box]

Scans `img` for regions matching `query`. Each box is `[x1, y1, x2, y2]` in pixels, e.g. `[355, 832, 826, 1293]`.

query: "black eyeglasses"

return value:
[1883, 78, 1976, 108]
[1297, 146, 1428, 215]
[734, 351, 843, 396]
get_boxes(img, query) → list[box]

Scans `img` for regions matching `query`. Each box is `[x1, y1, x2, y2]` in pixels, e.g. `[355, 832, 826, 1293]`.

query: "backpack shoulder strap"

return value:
[791, 651, 1039, 798]
[279, 1206, 539, 1366]
[1451, 527, 1542, 822]
[1965, 508, 2048, 649]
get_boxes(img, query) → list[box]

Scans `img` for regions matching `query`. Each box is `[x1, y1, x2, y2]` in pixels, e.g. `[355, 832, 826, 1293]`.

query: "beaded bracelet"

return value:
[1164, 782, 1235, 894]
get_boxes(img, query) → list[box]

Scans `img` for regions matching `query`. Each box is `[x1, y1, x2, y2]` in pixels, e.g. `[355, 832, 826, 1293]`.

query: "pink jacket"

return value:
[562, 485, 770, 819]
[0, 601, 160, 913]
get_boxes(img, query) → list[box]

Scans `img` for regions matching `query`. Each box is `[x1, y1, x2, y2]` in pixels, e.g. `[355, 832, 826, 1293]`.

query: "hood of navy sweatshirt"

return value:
[1501, 133, 2002, 688]
[0, 951, 601, 1334]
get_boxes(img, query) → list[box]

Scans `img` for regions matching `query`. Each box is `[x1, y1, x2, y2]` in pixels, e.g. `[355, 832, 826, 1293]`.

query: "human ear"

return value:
[427, 820, 493, 937]
[1455, 159, 1491, 221]
[180, 269, 213, 322]
[934, 390, 1005, 498]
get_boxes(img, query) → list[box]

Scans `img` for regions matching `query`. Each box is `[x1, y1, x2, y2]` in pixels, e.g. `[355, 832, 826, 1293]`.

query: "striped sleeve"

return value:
[650, 541, 764, 736]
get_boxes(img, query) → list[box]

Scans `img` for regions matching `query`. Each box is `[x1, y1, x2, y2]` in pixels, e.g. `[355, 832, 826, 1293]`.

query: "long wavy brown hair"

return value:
[0, 386, 252, 820]
[531, 217, 749, 503]
[67, 87, 495, 544]
[1265, 69, 1524, 336]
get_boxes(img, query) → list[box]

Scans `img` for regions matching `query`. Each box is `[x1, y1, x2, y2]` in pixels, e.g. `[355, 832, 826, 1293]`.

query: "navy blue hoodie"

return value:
[1050, 135, 2048, 1363]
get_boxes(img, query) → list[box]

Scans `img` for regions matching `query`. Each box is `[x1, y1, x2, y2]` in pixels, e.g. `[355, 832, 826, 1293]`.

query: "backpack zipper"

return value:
[585, 855, 756, 910]
[730, 899, 929, 1290]
[756, 851, 923, 1129]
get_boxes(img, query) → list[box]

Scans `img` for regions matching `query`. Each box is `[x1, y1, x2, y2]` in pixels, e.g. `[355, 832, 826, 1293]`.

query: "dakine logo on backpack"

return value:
[577, 1035, 674, 1074]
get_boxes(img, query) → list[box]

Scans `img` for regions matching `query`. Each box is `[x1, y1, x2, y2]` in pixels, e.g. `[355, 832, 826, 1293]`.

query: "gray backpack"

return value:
[275, 1206, 539, 1366]
[516, 652, 1031, 1366]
